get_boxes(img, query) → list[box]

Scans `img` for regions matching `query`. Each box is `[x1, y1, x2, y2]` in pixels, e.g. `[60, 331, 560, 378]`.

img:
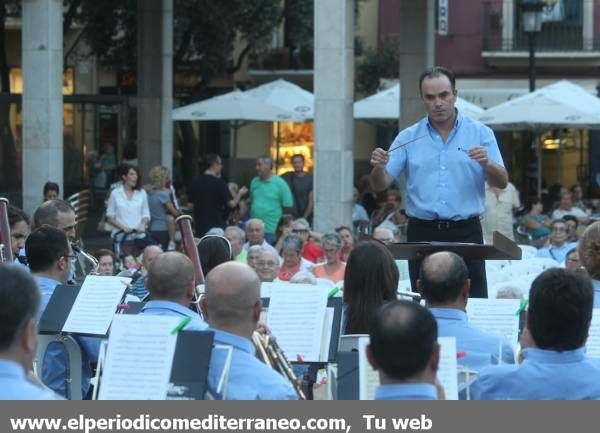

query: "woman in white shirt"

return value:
[106, 164, 150, 238]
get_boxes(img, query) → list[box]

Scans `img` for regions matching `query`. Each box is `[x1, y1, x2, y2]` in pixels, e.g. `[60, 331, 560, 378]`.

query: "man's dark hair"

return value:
[0, 264, 40, 352]
[528, 268, 593, 351]
[43, 181, 60, 196]
[25, 226, 70, 273]
[419, 252, 469, 304]
[291, 154, 304, 162]
[369, 300, 438, 380]
[418, 66, 456, 94]
[256, 155, 274, 168]
[32, 200, 74, 229]
[7, 204, 30, 228]
[563, 214, 578, 225]
[204, 153, 221, 169]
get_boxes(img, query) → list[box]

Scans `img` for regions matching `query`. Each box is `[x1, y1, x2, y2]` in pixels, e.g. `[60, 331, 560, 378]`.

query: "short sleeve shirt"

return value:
[250, 175, 293, 234]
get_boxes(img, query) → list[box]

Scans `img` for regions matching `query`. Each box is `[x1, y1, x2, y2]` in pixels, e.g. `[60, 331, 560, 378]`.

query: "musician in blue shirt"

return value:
[139, 251, 208, 331]
[418, 252, 514, 372]
[367, 301, 440, 400]
[0, 264, 61, 400]
[370, 67, 508, 298]
[472, 268, 600, 400]
[201, 261, 297, 400]
[26, 227, 99, 399]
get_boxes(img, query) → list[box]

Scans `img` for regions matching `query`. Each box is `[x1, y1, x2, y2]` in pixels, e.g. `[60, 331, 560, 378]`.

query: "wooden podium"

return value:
[386, 231, 522, 261]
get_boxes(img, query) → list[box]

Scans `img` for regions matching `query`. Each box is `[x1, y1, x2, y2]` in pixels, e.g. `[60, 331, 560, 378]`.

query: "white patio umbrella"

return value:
[477, 80, 600, 131]
[477, 80, 600, 196]
[244, 79, 314, 119]
[353, 84, 485, 120]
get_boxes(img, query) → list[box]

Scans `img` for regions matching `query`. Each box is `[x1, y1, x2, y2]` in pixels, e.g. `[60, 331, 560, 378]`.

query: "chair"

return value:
[518, 244, 538, 259]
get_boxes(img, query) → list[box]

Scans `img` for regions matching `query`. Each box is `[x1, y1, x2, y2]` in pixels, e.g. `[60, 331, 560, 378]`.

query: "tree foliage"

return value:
[355, 39, 400, 95]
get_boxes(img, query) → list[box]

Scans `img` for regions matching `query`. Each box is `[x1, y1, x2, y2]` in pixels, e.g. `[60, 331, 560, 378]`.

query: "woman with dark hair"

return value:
[42, 181, 60, 201]
[106, 164, 150, 253]
[274, 213, 294, 254]
[335, 225, 354, 262]
[197, 235, 233, 275]
[7, 204, 30, 264]
[521, 197, 551, 240]
[343, 240, 399, 334]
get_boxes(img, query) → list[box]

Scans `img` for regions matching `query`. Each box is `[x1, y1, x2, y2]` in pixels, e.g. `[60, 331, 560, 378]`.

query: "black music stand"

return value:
[386, 231, 522, 261]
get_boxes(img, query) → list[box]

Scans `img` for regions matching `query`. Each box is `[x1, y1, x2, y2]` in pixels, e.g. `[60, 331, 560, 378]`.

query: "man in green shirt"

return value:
[249, 156, 293, 244]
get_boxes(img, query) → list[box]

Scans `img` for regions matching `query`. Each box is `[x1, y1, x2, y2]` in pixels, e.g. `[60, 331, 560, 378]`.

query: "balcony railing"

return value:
[482, 0, 599, 52]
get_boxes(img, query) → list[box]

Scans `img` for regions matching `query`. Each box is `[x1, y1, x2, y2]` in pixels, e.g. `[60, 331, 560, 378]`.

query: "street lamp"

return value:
[521, 0, 545, 92]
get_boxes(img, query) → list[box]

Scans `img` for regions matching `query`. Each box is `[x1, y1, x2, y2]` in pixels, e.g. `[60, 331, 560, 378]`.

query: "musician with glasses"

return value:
[139, 252, 208, 330]
[536, 219, 578, 264]
[0, 264, 61, 400]
[369, 66, 507, 298]
[25, 227, 99, 399]
[201, 261, 297, 400]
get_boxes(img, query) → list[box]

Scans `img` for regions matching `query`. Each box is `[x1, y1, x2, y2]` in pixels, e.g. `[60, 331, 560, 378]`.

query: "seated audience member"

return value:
[243, 219, 278, 256]
[418, 252, 514, 372]
[352, 187, 370, 224]
[495, 286, 524, 300]
[335, 225, 354, 262]
[371, 189, 407, 231]
[0, 264, 61, 399]
[198, 235, 233, 275]
[571, 183, 588, 212]
[43, 181, 60, 201]
[139, 252, 208, 330]
[472, 268, 600, 400]
[224, 226, 247, 263]
[279, 235, 312, 281]
[536, 219, 578, 264]
[563, 215, 581, 242]
[127, 245, 163, 300]
[312, 233, 346, 283]
[367, 301, 440, 400]
[564, 248, 582, 273]
[578, 222, 600, 307]
[552, 191, 589, 225]
[255, 250, 280, 283]
[201, 262, 297, 400]
[273, 214, 294, 254]
[25, 227, 99, 399]
[373, 227, 395, 244]
[246, 245, 264, 271]
[291, 218, 324, 263]
[343, 240, 398, 334]
[521, 197, 551, 240]
[93, 249, 115, 276]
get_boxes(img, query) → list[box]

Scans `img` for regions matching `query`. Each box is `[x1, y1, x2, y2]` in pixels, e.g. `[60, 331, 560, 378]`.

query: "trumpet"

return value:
[252, 330, 306, 400]
[71, 241, 99, 282]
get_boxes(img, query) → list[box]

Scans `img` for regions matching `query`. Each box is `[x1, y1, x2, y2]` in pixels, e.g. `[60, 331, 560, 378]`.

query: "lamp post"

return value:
[521, 0, 545, 92]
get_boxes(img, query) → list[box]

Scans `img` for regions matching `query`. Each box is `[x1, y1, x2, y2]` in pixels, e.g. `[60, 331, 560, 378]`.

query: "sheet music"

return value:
[260, 281, 316, 298]
[266, 285, 328, 362]
[438, 336, 459, 400]
[62, 276, 130, 335]
[586, 309, 600, 359]
[466, 298, 521, 351]
[319, 307, 335, 362]
[98, 315, 179, 400]
[358, 336, 379, 400]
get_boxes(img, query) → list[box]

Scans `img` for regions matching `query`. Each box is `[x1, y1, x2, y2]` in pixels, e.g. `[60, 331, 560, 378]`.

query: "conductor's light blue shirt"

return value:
[207, 329, 297, 400]
[594, 280, 600, 308]
[139, 300, 208, 331]
[431, 308, 515, 372]
[385, 111, 504, 220]
[375, 383, 438, 400]
[472, 347, 600, 400]
[0, 360, 62, 400]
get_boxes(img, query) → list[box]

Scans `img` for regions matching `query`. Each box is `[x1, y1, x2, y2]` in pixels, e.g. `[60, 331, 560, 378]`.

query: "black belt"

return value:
[409, 216, 480, 230]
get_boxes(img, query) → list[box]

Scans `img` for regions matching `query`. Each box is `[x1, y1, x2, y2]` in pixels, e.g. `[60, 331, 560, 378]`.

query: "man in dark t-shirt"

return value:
[282, 154, 313, 221]
[189, 153, 247, 236]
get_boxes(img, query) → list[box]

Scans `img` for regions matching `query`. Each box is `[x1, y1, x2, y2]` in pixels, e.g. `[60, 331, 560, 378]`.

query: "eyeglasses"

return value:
[63, 254, 77, 260]
[256, 260, 278, 267]
[566, 257, 580, 263]
[552, 227, 567, 232]
[292, 229, 309, 234]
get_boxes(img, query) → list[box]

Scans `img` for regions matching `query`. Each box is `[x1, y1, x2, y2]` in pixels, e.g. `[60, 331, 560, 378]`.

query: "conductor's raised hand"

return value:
[370, 147, 390, 168]
[468, 146, 490, 167]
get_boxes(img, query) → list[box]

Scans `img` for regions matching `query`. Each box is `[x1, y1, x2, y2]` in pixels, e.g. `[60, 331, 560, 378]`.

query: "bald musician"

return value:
[139, 252, 208, 330]
[201, 262, 297, 400]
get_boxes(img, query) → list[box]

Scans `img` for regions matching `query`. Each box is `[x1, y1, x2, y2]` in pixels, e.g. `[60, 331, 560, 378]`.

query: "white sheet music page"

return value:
[437, 336, 459, 400]
[466, 298, 521, 350]
[266, 285, 328, 362]
[260, 281, 315, 299]
[62, 276, 130, 335]
[98, 315, 179, 400]
[586, 309, 600, 359]
[358, 336, 380, 400]
[319, 307, 335, 362]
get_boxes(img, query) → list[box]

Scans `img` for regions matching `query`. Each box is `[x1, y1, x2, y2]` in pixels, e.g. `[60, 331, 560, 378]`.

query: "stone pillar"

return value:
[137, 0, 173, 178]
[399, 0, 435, 130]
[583, 0, 594, 51]
[313, 0, 354, 232]
[502, 0, 515, 51]
[22, 0, 63, 216]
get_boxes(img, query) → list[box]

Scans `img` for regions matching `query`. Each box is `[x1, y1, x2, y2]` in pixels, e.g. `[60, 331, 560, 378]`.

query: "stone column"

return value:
[22, 0, 63, 216]
[502, 0, 515, 51]
[137, 0, 173, 178]
[313, 0, 354, 232]
[583, 0, 594, 51]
